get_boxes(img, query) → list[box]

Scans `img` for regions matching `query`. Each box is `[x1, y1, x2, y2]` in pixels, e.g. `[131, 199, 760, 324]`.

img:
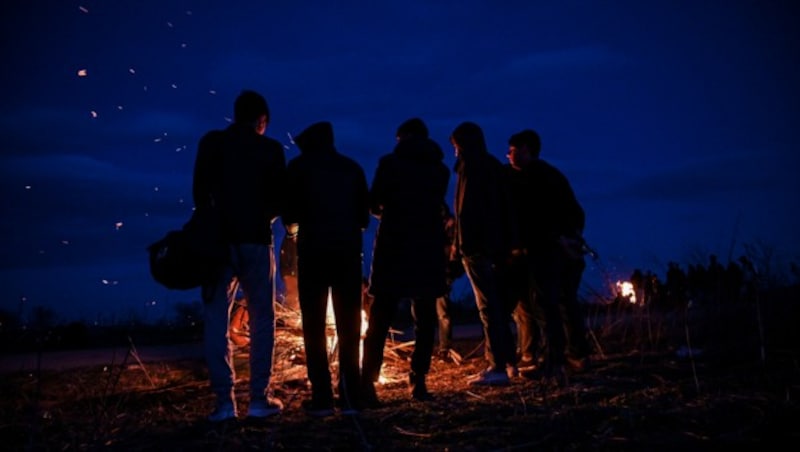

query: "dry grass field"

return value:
[1, 289, 798, 451]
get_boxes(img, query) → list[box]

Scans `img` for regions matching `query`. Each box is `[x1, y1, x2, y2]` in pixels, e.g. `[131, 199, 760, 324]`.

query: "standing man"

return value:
[504, 137, 546, 372]
[507, 129, 589, 383]
[450, 121, 519, 386]
[283, 121, 370, 417]
[361, 118, 450, 406]
[193, 89, 287, 422]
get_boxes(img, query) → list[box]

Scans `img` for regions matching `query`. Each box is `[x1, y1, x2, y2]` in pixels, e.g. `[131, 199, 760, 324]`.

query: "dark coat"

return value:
[283, 121, 370, 256]
[192, 122, 287, 245]
[452, 125, 517, 260]
[519, 159, 584, 254]
[368, 136, 450, 298]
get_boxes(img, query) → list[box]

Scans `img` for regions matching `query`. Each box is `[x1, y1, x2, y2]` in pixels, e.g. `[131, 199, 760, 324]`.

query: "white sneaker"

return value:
[247, 397, 284, 418]
[208, 403, 237, 422]
[467, 367, 510, 386]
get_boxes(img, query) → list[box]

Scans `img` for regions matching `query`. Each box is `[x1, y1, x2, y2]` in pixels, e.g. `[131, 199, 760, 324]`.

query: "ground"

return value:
[1, 301, 798, 451]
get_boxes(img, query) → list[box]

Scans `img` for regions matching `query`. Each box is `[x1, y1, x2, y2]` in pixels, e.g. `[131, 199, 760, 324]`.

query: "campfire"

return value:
[230, 293, 411, 386]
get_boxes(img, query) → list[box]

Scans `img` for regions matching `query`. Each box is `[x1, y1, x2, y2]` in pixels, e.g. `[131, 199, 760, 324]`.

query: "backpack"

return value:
[147, 205, 227, 290]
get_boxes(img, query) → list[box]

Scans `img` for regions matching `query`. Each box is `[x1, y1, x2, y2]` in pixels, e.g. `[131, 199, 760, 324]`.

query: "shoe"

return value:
[409, 372, 434, 401]
[467, 367, 510, 386]
[302, 399, 335, 418]
[517, 356, 540, 373]
[208, 403, 237, 422]
[247, 396, 283, 418]
[506, 365, 519, 379]
[566, 356, 589, 373]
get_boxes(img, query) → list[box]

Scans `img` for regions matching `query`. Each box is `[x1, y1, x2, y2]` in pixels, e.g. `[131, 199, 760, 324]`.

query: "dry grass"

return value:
[1, 300, 798, 451]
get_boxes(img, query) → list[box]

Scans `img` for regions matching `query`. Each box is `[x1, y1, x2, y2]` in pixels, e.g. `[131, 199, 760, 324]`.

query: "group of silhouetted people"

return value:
[630, 254, 760, 310]
[193, 89, 593, 422]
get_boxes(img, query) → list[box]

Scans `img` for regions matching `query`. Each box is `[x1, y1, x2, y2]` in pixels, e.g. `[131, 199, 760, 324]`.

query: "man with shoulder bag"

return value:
[193, 90, 287, 422]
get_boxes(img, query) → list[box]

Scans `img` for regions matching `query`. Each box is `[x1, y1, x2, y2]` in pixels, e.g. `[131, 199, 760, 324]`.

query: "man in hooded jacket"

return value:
[450, 121, 519, 386]
[283, 121, 370, 416]
[361, 118, 450, 405]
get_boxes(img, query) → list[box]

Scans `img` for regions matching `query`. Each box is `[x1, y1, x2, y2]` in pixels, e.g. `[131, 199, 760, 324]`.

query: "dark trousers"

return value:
[298, 249, 362, 405]
[463, 255, 516, 371]
[363, 294, 437, 382]
[561, 257, 591, 358]
[529, 248, 568, 366]
[506, 256, 545, 362]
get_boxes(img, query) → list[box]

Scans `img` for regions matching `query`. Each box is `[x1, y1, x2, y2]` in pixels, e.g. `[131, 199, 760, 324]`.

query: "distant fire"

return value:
[616, 280, 637, 304]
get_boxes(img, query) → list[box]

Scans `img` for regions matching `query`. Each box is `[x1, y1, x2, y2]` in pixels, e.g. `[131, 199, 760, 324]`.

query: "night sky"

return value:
[1, 1, 798, 323]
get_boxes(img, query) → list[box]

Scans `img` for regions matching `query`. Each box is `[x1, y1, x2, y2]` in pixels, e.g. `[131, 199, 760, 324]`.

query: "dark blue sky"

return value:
[1, 1, 798, 323]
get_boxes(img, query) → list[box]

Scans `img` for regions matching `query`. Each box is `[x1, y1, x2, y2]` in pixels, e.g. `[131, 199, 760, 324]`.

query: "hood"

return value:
[294, 121, 335, 154]
[451, 121, 488, 161]
[394, 136, 444, 162]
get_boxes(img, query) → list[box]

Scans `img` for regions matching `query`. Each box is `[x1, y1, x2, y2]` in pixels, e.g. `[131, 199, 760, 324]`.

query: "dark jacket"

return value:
[283, 121, 370, 255]
[452, 124, 517, 260]
[368, 136, 450, 298]
[192, 122, 286, 245]
[519, 158, 584, 253]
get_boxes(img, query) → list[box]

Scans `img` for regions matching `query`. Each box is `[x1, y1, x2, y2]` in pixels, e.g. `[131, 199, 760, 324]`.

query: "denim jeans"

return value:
[462, 255, 516, 371]
[203, 243, 275, 405]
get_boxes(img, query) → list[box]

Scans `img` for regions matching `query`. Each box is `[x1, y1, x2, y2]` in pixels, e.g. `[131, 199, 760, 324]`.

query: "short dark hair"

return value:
[508, 129, 541, 156]
[396, 117, 429, 139]
[234, 90, 269, 124]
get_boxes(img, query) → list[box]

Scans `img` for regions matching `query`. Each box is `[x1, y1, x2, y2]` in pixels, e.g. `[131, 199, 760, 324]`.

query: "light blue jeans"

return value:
[202, 243, 275, 406]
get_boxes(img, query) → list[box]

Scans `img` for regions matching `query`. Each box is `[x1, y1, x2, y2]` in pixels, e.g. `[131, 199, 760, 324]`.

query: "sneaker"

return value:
[302, 399, 335, 418]
[506, 365, 519, 379]
[517, 356, 540, 373]
[467, 367, 510, 386]
[247, 396, 283, 418]
[208, 403, 237, 422]
[566, 356, 590, 373]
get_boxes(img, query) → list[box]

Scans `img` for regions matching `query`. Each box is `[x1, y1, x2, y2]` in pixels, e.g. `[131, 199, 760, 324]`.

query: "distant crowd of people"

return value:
[627, 254, 760, 309]
[193, 89, 594, 422]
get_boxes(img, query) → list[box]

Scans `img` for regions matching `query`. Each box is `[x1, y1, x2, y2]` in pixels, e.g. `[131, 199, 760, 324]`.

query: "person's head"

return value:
[234, 90, 270, 134]
[507, 129, 541, 169]
[293, 121, 335, 153]
[395, 117, 429, 142]
[449, 121, 486, 159]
